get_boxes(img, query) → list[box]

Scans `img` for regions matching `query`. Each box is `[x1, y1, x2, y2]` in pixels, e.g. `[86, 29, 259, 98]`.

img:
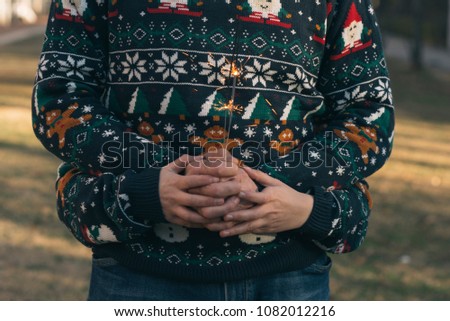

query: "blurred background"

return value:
[0, 0, 449, 300]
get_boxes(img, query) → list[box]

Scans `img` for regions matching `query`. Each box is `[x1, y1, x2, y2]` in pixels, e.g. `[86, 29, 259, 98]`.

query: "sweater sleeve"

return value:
[299, 181, 373, 254]
[32, 1, 178, 176]
[55, 162, 168, 246]
[257, 0, 394, 191]
[55, 161, 372, 250]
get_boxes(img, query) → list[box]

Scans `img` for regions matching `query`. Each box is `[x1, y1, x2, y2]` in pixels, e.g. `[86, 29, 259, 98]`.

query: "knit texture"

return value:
[33, 0, 394, 281]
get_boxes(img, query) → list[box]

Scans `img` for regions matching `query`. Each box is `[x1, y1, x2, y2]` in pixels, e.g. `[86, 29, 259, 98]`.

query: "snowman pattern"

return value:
[236, 0, 292, 29]
[154, 223, 276, 245]
[239, 233, 276, 245]
[154, 223, 190, 243]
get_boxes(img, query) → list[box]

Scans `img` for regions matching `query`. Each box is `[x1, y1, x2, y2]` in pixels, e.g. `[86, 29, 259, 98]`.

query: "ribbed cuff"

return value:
[298, 187, 333, 240]
[120, 168, 167, 224]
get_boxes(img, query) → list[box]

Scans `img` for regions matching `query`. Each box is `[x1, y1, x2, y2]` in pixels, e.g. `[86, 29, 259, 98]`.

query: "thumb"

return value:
[242, 166, 282, 187]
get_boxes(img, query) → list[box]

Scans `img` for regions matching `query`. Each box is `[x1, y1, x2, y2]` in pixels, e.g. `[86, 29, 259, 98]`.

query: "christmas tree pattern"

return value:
[34, 84, 64, 115]
[363, 106, 391, 136]
[158, 87, 191, 120]
[242, 93, 275, 124]
[105, 87, 122, 115]
[198, 91, 229, 121]
[128, 88, 153, 114]
[33, 85, 40, 115]
[280, 96, 302, 124]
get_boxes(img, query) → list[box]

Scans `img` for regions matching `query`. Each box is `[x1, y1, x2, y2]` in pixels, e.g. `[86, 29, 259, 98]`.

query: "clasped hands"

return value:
[159, 149, 314, 237]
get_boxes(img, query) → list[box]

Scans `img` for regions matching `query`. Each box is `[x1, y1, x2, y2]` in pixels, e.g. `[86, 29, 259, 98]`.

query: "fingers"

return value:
[220, 219, 266, 238]
[167, 154, 204, 173]
[178, 174, 220, 190]
[197, 196, 240, 219]
[188, 180, 241, 198]
[237, 190, 268, 205]
[167, 206, 222, 226]
[223, 204, 265, 222]
[169, 217, 204, 229]
[204, 220, 237, 232]
[203, 148, 233, 163]
[242, 166, 281, 187]
[187, 158, 239, 178]
[181, 192, 225, 208]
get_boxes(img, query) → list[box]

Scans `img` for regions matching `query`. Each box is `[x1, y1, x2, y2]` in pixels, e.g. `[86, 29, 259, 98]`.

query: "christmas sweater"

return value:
[32, 0, 394, 282]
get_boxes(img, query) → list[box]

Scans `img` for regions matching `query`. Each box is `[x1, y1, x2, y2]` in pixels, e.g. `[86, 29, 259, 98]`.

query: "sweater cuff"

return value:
[120, 168, 167, 224]
[298, 187, 333, 240]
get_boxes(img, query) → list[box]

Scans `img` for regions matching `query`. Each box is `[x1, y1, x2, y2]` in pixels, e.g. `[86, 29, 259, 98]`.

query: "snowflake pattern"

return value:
[122, 53, 147, 81]
[164, 123, 175, 134]
[184, 123, 197, 134]
[243, 127, 256, 138]
[284, 67, 314, 93]
[57, 56, 93, 80]
[374, 80, 393, 104]
[37, 55, 49, 80]
[244, 60, 276, 87]
[336, 86, 368, 111]
[199, 55, 228, 84]
[336, 166, 346, 176]
[155, 52, 188, 81]
[263, 127, 273, 137]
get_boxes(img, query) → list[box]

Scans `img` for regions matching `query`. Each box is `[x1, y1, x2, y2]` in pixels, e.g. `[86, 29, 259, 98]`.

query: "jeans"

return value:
[87, 255, 331, 301]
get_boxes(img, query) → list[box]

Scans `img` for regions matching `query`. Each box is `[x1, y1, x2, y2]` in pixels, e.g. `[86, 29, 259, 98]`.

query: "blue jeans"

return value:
[87, 255, 331, 301]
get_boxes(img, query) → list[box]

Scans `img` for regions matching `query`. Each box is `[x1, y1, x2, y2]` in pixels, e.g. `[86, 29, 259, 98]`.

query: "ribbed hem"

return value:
[298, 187, 333, 240]
[121, 168, 167, 224]
[93, 240, 323, 283]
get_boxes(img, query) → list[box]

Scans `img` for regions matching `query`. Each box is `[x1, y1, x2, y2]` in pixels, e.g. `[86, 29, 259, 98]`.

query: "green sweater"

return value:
[32, 0, 394, 281]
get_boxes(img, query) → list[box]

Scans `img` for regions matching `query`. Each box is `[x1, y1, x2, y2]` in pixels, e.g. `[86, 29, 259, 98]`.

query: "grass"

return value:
[0, 36, 449, 301]
[0, 37, 91, 300]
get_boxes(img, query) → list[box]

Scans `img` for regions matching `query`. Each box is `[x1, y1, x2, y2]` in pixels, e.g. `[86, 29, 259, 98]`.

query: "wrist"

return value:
[297, 187, 334, 239]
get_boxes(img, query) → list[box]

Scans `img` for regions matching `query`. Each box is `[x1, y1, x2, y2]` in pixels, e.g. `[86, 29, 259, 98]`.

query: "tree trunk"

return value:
[447, 0, 450, 51]
[0, 0, 13, 26]
[411, 0, 423, 69]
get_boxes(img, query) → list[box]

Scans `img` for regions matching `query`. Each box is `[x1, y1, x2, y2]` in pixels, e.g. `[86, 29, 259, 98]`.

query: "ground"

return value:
[0, 36, 449, 300]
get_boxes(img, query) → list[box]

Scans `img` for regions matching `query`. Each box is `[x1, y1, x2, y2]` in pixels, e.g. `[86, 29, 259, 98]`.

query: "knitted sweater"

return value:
[32, 0, 394, 282]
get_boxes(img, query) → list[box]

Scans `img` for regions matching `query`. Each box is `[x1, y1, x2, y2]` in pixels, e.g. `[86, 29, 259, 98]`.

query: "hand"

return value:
[186, 149, 258, 220]
[186, 148, 240, 179]
[219, 167, 314, 237]
[201, 149, 258, 207]
[159, 154, 226, 228]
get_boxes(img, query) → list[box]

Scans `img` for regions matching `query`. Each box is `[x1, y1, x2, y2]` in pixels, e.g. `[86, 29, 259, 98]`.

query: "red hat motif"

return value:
[344, 3, 362, 28]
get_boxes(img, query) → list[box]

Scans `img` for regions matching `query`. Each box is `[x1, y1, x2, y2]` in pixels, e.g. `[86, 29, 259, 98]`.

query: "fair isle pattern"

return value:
[33, 0, 394, 281]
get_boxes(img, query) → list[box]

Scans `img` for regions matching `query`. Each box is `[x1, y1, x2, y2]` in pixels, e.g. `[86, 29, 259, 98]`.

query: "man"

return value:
[33, 0, 394, 300]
